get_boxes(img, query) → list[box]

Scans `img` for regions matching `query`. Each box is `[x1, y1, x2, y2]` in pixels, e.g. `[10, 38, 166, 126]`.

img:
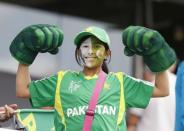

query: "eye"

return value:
[81, 44, 89, 48]
[94, 44, 103, 49]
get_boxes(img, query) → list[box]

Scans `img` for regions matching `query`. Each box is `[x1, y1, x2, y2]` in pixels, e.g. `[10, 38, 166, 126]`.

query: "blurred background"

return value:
[0, 0, 184, 109]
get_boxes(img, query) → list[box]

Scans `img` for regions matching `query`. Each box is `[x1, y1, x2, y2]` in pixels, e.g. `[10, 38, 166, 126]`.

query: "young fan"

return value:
[10, 25, 176, 131]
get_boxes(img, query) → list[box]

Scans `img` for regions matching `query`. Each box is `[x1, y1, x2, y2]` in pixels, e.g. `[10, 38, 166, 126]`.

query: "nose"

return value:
[88, 47, 94, 54]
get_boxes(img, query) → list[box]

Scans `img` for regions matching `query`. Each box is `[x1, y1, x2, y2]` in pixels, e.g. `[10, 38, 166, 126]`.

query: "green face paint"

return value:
[80, 37, 106, 68]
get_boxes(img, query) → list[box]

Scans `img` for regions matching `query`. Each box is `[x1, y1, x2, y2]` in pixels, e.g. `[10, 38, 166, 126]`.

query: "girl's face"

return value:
[79, 37, 107, 68]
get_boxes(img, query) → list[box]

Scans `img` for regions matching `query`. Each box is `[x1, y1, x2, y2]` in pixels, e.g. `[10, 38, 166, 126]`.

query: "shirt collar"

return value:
[79, 71, 98, 80]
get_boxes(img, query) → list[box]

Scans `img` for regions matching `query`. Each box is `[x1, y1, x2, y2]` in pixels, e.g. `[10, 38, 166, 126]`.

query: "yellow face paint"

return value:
[80, 37, 106, 68]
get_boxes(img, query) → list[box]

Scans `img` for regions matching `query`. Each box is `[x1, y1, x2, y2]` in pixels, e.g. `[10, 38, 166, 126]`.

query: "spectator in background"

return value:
[0, 104, 17, 122]
[127, 64, 177, 131]
[175, 61, 184, 131]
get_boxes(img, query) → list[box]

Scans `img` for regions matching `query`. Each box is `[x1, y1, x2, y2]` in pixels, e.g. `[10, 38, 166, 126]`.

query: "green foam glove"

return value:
[9, 24, 64, 65]
[10, 32, 38, 65]
[122, 26, 176, 72]
[22, 24, 63, 54]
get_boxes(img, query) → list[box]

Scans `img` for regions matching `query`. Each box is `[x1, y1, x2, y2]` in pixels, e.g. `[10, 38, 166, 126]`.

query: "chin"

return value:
[85, 65, 96, 69]
[85, 64, 100, 69]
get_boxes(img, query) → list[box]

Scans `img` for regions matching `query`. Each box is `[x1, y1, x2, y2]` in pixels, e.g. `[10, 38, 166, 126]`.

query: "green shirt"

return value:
[29, 70, 153, 131]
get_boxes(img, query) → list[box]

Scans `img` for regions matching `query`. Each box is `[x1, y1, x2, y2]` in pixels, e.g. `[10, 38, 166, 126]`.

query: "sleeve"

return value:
[124, 74, 154, 109]
[29, 74, 57, 108]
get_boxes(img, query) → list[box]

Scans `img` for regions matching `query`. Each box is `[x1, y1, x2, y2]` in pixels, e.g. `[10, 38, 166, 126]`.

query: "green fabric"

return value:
[123, 75, 154, 108]
[29, 74, 57, 107]
[16, 109, 55, 131]
[9, 24, 64, 65]
[74, 26, 110, 47]
[29, 70, 153, 131]
[122, 26, 176, 72]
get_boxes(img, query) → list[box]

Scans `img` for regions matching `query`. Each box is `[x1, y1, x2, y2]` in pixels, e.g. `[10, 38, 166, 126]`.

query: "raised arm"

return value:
[152, 71, 169, 97]
[10, 24, 64, 98]
[122, 26, 176, 97]
[16, 63, 31, 98]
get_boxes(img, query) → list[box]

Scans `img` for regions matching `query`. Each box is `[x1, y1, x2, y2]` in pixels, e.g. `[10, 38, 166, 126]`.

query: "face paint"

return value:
[80, 37, 107, 68]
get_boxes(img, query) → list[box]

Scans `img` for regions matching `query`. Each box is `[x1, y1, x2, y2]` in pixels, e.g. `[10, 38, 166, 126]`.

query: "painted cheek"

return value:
[96, 49, 105, 59]
[80, 47, 88, 58]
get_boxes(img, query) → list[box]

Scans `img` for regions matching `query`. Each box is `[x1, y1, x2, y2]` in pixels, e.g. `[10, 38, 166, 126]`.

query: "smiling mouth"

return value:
[85, 56, 97, 59]
[84, 57, 97, 62]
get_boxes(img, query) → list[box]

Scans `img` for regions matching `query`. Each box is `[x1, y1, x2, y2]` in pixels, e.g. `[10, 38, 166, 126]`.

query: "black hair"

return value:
[75, 36, 111, 74]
